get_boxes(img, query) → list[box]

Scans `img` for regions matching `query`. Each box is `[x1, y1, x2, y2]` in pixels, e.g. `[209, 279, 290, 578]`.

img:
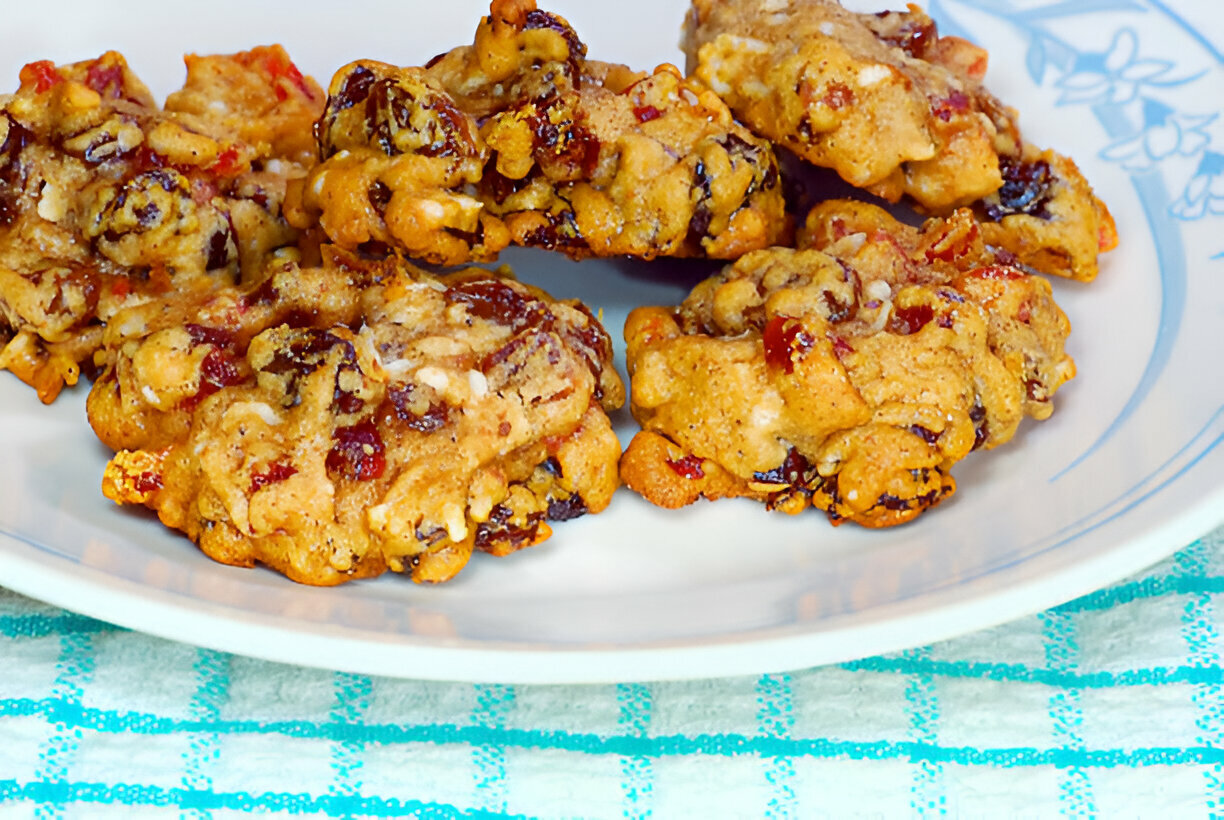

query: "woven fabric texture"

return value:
[0, 523, 1221, 817]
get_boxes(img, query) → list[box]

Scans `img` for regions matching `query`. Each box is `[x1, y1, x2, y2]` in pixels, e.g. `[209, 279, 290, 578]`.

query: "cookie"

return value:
[288, 1, 788, 264]
[620, 199, 1075, 527]
[683, 0, 1116, 281]
[97, 250, 625, 584]
[0, 48, 321, 402]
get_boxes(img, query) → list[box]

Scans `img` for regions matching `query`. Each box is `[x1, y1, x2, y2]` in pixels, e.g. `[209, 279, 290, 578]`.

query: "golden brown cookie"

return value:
[289, 0, 788, 264]
[683, 0, 1116, 281]
[285, 60, 508, 265]
[96, 251, 625, 585]
[621, 200, 1075, 527]
[0, 49, 322, 403]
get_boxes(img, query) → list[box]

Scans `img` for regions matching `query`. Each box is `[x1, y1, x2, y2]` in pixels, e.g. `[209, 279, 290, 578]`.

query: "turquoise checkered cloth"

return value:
[1, 522, 1221, 816]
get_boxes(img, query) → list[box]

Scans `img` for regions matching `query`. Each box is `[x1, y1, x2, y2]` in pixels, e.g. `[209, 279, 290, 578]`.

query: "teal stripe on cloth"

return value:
[0, 614, 117, 639]
[1055, 574, 1224, 614]
[471, 684, 515, 812]
[4, 694, 1224, 766]
[32, 632, 96, 819]
[755, 673, 797, 817]
[0, 779, 521, 818]
[841, 656, 1224, 687]
[328, 673, 373, 799]
[903, 647, 946, 816]
[1040, 610, 1096, 815]
[1177, 541, 1224, 813]
[180, 648, 230, 820]
[615, 683, 654, 819]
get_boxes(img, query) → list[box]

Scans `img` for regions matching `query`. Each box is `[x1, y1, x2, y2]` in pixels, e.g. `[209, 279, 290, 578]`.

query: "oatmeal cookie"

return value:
[683, 0, 1116, 281]
[620, 199, 1074, 527]
[289, 0, 788, 263]
[285, 60, 510, 265]
[98, 251, 624, 584]
[0, 49, 320, 402]
[87, 251, 367, 454]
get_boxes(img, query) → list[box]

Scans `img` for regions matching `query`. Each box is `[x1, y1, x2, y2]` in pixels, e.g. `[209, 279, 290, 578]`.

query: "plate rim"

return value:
[2, 482, 1220, 683]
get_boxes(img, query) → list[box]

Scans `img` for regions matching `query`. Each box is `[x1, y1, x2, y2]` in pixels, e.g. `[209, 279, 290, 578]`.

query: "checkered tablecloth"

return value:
[1, 523, 1221, 817]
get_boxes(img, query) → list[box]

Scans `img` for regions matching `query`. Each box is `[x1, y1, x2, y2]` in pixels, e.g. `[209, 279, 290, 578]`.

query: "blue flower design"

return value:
[1170, 152, 1224, 221]
[1054, 29, 1186, 106]
[1100, 99, 1216, 171]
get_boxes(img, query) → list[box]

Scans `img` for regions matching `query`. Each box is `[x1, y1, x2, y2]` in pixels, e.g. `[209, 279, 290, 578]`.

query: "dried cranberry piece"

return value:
[249, 460, 297, 494]
[666, 454, 705, 480]
[19, 61, 62, 93]
[326, 420, 386, 481]
[889, 304, 935, 335]
[84, 61, 125, 100]
[876, 13, 937, 58]
[633, 105, 662, 123]
[200, 349, 242, 388]
[180, 348, 245, 410]
[133, 471, 163, 494]
[828, 333, 854, 360]
[932, 91, 970, 122]
[560, 302, 613, 401]
[334, 392, 365, 414]
[763, 316, 815, 374]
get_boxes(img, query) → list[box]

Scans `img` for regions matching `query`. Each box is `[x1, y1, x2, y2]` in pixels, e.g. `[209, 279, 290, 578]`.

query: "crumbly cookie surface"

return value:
[0, 48, 321, 402]
[620, 199, 1075, 527]
[683, 0, 1116, 281]
[96, 251, 625, 585]
[288, 0, 788, 264]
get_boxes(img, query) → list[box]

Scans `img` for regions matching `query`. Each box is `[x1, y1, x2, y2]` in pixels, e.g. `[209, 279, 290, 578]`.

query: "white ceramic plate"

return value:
[1, 0, 1221, 683]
